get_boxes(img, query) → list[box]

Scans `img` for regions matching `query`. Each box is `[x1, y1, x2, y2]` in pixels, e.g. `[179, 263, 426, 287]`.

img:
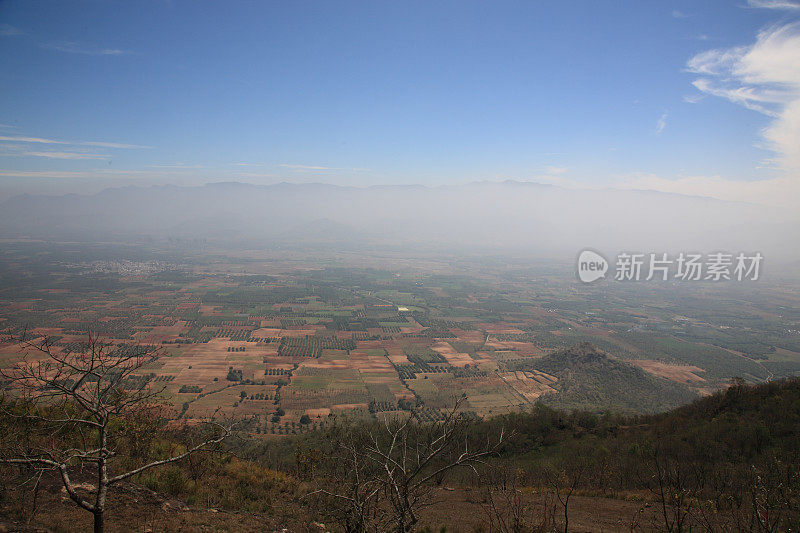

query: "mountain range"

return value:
[0, 180, 792, 258]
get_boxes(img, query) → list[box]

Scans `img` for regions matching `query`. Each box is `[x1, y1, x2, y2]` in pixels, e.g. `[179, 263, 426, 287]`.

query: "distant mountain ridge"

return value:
[0, 180, 788, 256]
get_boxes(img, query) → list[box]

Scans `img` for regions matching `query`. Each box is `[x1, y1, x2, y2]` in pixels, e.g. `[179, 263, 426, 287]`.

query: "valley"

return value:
[2, 241, 798, 436]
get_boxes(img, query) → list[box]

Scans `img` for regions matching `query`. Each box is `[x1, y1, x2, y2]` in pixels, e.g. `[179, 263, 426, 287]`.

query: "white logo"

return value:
[577, 249, 608, 283]
[577, 250, 763, 282]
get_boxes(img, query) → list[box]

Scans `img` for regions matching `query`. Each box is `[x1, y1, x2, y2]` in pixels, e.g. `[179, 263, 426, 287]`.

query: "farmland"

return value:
[1, 241, 799, 435]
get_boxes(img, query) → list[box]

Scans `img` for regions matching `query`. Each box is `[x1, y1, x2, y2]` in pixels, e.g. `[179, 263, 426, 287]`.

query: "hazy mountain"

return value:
[0, 180, 794, 259]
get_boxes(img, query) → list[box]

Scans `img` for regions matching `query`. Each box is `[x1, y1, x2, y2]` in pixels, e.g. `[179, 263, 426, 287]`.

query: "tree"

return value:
[311, 399, 505, 533]
[480, 463, 556, 533]
[644, 442, 694, 533]
[0, 331, 230, 533]
[544, 448, 593, 533]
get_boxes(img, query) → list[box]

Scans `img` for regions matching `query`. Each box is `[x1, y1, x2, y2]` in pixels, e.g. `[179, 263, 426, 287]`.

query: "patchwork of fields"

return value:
[1, 243, 799, 435]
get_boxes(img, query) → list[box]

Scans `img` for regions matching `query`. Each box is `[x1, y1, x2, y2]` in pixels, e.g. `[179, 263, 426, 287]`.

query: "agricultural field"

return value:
[1, 241, 799, 434]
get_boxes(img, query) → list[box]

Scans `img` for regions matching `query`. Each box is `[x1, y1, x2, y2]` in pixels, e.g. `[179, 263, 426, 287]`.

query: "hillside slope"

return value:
[3, 377, 798, 531]
[521, 342, 698, 413]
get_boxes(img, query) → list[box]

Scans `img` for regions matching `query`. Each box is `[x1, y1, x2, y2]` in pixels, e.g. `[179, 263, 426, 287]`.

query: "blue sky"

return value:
[1, 0, 799, 205]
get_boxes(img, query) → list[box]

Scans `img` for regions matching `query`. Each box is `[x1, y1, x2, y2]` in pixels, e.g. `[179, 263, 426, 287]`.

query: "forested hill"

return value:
[516, 342, 699, 413]
[650, 376, 800, 456]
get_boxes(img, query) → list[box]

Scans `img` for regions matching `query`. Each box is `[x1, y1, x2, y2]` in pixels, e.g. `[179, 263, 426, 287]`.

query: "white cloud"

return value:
[82, 141, 151, 149]
[23, 151, 109, 160]
[0, 24, 24, 36]
[0, 134, 151, 162]
[147, 163, 204, 169]
[40, 41, 127, 56]
[686, 46, 749, 76]
[682, 93, 706, 104]
[656, 111, 669, 134]
[0, 170, 131, 179]
[0, 135, 150, 150]
[608, 23, 800, 209]
[279, 163, 371, 172]
[231, 172, 280, 179]
[0, 24, 25, 37]
[544, 166, 567, 175]
[672, 10, 691, 18]
[280, 164, 334, 171]
[0, 168, 200, 180]
[688, 22, 800, 174]
[747, 0, 800, 9]
[0, 135, 68, 145]
[690, 78, 780, 115]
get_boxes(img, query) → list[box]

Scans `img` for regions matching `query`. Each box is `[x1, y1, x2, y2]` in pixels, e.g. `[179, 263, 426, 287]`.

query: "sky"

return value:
[1, 0, 799, 207]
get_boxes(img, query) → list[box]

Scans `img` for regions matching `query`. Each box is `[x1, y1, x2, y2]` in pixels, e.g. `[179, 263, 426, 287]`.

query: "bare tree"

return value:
[309, 421, 389, 533]
[480, 463, 556, 533]
[746, 458, 800, 532]
[544, 452, 592, 533]
[0, 331, 230, 533]
[646, 443, 694, 533]
[311, 400, 505, 533]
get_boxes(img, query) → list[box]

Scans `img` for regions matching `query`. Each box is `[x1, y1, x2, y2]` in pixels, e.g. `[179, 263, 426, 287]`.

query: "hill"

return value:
[519, 341, 698, 413]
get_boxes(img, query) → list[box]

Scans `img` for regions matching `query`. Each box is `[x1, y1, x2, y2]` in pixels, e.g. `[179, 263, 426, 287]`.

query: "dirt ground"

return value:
[417, 487, 663, 532]
[0, 482, 666, 532]
[0, 479, 311, 533]
[630, 359, 706, 384]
